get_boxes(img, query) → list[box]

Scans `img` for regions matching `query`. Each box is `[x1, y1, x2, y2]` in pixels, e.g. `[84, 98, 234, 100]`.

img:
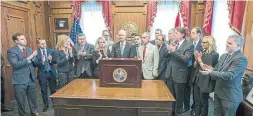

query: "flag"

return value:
[69, 16, 83, 45]
[174, 12, 181, 27]
[69, 0, 84, 46]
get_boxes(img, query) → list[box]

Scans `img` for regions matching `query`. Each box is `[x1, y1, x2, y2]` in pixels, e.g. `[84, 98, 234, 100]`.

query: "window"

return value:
[211, 0, 236, 55]
[80, 1, 107, 45]
[150, 1, 179, 41]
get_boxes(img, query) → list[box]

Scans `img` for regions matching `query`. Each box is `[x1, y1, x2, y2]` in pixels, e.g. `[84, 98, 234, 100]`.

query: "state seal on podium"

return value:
[113, 68, 127, 82]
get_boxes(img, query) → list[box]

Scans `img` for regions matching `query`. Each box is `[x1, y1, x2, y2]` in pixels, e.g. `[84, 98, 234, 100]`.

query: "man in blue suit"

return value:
[7, 33, 40, 116]
[33, 38, 57, 112]
[200, 35, 248, 116]
[188, 27, 204, 115]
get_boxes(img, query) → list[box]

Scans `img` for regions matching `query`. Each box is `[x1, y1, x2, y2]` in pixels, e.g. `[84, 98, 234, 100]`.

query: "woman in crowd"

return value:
[192, 36, 219, 116]
[92, 37, 108, 78]
[54, 35, 75, 89]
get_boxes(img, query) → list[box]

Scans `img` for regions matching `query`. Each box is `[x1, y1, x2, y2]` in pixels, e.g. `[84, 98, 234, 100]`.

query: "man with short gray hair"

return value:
[73, 33, 94, 78]
[200, 35, 248, 116]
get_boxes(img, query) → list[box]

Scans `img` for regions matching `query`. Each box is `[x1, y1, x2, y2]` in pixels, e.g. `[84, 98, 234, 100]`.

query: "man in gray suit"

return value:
[165, 27, 194, 115]
[138, 32, 159, 80]
[111, 30, 136, 58]
[200, 35, 248, 116]
[7, 33, 40, 116]
[73, 33, 94, 78]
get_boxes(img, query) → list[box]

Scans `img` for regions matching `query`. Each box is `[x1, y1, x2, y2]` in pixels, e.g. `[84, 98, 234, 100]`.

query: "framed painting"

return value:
[55, 18, 69, 30]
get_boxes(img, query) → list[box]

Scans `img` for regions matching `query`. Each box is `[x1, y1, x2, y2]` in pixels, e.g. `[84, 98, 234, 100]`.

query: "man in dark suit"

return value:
[102, 30, 114, 57]
[200, 35, 248, 116]
[187, 27, 204, 114]
[150, 28, 162, 45]
[111, 30, 135, 58]
[33, 38, 57, 112]
[1, 55, 13, 112]
[156, 34, 168, 81]
[7, 33, 40, 116]
[73, 33, 94, 78]
[133, 34, 142, 58]
[165, 27, 194, 115]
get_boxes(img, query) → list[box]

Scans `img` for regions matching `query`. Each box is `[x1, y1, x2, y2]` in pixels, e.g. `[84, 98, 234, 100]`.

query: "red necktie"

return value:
[22, 48, 27, 58]
[143, 46, 146, 60]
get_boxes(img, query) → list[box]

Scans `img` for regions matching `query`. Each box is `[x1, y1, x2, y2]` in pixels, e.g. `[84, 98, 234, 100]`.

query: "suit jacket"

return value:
[191, 39, 203, 65]
[210, 50, 247, 102]
[192, 51, 219, 93]
[138, 43, 159, 79]
[7, 45, 36, 84]
[150, 40, 156, 45]
[73, 43, 94, 77]
[158, 44, 169, 79]
[53, 50, 74, 73]
[111, 41, 135, 58]
[33, 48, 57, 79]
[165, 39, 194, 83]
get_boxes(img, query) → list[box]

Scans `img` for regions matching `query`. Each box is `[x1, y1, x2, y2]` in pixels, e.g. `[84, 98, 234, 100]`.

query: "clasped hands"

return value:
[78, 50, 87, 56]
[195, 51, 214, 75]
[167, 44, 177, 52]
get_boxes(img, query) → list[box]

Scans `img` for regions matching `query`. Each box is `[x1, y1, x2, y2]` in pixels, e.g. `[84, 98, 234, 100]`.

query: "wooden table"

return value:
[237, 100, 253, 116]
[50, 79, 175, 116]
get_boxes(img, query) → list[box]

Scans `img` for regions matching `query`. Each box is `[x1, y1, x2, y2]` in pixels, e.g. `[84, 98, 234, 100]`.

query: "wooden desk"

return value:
[237, 100, 253, 116]
[50, 79, 175, 116]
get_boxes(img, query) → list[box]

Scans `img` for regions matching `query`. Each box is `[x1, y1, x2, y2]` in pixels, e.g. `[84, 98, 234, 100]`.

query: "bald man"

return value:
[111, 30, 136, 58]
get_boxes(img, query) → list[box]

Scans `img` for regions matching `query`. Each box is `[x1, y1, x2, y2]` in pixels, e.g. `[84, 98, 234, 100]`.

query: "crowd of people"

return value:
[2, 26, 248, 116]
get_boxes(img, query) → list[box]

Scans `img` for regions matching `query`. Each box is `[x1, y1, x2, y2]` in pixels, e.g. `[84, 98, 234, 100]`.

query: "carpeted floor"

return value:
[1, 87, 54, 116]
[1, 88, 214, 116]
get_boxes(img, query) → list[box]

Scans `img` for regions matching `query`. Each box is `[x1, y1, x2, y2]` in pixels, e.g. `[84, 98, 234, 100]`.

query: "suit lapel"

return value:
[15, 45, 25, 58]
[219, 51, 240, 70]
[144, 44, 150, 61]
[84, 44, 89, 51]
[177, 40, 187, 51]
[123, 43, 129, 57]
[196, 39, 202, 52]
[37, 48, 42, 58]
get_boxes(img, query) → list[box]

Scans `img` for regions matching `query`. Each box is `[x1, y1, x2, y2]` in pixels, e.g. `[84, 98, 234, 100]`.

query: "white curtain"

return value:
[150, 1, 179, 41]
[211, 0, 236, 55]
[80, 1, 107, 45]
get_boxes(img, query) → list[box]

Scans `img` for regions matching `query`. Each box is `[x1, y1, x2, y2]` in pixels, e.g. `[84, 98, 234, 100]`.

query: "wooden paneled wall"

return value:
[48, 1, 73, 48]
[190, 1, 205, 32]
[243, 1, 253, 71]
[1, 1, 49, 104]
[111, 1, 147, 41]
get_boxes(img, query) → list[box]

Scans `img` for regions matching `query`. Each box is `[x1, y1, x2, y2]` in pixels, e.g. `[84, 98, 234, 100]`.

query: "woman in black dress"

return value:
[93, 37, 108, 78]
[192, 36, 219, 116]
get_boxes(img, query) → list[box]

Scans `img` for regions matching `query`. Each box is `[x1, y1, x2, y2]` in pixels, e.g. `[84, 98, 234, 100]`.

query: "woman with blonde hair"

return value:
[92, 37, 108, 78]
[192, 36, 219, 116]
[54, 35, 75, 88]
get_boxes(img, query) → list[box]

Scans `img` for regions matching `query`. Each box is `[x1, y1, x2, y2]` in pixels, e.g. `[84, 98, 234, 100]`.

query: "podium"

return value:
[99, 58, 142, 88]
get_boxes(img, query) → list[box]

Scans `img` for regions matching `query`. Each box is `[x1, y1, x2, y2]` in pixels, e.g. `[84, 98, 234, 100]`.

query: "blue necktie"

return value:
[42, 49, 50, 72]
[120, 44, 124, 57]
